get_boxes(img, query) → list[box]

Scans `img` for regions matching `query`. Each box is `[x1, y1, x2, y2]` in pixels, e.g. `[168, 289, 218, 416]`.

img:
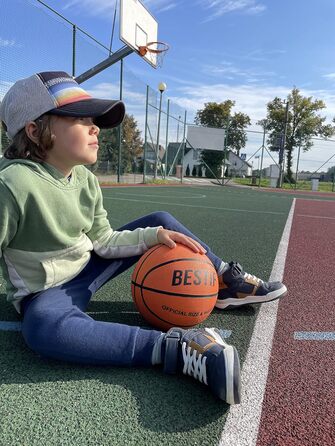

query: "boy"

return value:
[0, 71, 287, 405]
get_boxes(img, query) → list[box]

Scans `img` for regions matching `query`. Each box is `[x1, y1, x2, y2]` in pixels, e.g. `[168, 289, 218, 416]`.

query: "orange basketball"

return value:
[131, 243, 218, 331]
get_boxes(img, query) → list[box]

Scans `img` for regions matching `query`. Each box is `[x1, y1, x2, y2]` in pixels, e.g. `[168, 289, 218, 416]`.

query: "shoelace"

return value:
[181, 342, 208, 385]
[243, 272, 263, 285]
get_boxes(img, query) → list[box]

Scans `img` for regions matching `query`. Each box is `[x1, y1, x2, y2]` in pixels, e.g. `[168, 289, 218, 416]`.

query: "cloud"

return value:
[0, 37, 16, 47]
[62, 0, 177, 18]
[323, 73, 335, 80]
[198, 0, 266, 21]
[201, 60, 275, 80]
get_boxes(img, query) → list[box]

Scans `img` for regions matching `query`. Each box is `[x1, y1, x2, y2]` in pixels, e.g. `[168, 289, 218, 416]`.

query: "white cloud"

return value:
[201, 61, 275, 80]
[62, 0, 177, 18]
[0, 37, 16, 47]
[323, 73, 335, 80]
[198, 0, 266, 21]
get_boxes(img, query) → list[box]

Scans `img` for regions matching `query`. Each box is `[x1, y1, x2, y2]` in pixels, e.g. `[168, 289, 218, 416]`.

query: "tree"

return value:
[195, 101, 250, 176]
[260, 88, 335, 182]
[98, 114, 143, 174]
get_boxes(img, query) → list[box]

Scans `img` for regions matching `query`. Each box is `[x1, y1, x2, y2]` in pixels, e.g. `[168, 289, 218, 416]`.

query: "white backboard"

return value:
[120, 0, 158, 68]
[186, 126, 226, 151]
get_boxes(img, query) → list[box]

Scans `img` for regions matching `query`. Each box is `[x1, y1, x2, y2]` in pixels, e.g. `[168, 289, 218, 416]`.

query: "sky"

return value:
[1, 0, 335, 171]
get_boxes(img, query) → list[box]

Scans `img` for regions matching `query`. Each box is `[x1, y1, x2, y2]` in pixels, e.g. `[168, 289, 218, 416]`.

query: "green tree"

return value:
[195, 101, 250, 176]
[98, 114, 143, 174]
[260, 88, 335, 182]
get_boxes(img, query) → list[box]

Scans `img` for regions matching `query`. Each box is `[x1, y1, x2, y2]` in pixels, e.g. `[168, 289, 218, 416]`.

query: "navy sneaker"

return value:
[162, 327, 241, 404]
[216, 261, 287, 310]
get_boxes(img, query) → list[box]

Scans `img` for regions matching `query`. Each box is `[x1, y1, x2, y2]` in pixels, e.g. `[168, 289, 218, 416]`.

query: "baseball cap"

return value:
[0, 71, 125, 139]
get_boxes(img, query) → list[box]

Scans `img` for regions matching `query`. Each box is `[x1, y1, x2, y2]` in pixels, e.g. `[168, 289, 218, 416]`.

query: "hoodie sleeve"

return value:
[0, 180, 19, 258]
[86, 179, 161, 258]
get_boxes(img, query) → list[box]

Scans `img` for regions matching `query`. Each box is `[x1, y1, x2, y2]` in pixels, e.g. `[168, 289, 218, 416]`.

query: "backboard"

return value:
[186, 126, 226, 151]
[120, 0, 158, 68]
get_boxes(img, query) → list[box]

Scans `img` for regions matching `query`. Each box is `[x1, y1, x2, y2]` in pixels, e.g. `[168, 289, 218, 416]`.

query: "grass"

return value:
[233, 177, 335, 192]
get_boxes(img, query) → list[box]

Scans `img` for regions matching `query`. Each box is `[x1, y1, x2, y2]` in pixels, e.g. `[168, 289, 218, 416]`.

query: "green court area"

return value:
[0, 185, 321, 445]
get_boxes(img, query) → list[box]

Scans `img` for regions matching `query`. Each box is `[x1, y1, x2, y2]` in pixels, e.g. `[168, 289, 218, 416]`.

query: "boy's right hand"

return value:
[157, 228, 207, 254]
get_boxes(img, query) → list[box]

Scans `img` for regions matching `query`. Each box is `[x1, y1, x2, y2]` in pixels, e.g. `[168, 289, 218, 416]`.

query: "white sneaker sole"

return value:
[214, 285, 287, 310]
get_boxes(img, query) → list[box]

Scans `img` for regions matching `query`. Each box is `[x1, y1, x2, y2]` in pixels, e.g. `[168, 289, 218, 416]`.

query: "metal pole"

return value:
[222, 119, 229, 185]
[180, 111, 187, 184]
[164, 99, 170, 179]
[117, 58, 123, 183]
[294, 145, 301, 189]
[72, 25, 76, 77]
[258, 125, 266, 187]
[332, 167, 335, 192]
[143, 85, 149, 184]
[154, 91, 163, 179]
[278, 101, 289, 188]
[75, 46, 133, 84]
[177, 115, 181, 141]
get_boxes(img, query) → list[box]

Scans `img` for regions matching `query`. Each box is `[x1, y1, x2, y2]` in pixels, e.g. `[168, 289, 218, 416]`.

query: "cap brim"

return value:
[48, 98, 125, 129]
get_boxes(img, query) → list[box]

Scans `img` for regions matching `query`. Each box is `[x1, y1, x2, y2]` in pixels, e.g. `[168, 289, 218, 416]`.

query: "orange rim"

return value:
[138, 41, 169, 56]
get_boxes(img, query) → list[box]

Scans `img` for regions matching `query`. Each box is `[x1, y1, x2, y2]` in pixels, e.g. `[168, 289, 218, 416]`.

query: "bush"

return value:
[185, 164, 190, 176]
[192, 165, 197, 176]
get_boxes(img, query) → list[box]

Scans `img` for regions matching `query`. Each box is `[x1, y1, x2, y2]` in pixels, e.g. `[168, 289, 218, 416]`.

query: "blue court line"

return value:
[294, 331, 335, 341]
[0, 321, 22, 331]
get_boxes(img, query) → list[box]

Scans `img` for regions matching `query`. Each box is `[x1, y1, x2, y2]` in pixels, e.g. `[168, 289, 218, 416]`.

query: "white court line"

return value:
[219, 198, 296, 446]
[104, 197, 285, 216]
[113, 192, 207, 199]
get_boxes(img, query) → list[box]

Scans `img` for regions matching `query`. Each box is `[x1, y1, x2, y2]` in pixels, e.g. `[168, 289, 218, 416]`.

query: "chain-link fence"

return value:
[1, 0, 335, 191]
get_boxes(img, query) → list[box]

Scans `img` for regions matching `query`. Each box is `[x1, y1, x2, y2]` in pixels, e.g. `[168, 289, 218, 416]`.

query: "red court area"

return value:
[257, 199, 335, 446]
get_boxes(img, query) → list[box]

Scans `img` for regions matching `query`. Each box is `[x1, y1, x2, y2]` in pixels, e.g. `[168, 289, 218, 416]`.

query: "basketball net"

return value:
[138, 41, 169, 68]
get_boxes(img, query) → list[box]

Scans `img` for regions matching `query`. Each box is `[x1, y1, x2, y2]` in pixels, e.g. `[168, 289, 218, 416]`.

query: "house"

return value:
[226, 151, 252, 177]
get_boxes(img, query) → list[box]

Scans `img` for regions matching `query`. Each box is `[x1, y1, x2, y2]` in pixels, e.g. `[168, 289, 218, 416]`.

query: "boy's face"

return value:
[46, 116, 100, 174]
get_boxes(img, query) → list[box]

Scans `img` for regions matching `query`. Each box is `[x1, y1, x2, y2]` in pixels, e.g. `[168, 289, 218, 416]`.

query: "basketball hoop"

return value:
[138, 41, 169, 68]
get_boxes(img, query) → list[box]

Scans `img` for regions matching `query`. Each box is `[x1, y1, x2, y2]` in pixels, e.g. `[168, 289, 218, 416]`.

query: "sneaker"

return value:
[216, 261, 287, 310]
[162, 327, 241, 404]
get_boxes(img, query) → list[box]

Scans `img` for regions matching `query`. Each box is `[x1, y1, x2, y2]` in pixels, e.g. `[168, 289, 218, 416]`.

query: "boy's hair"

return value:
[4, 115, 55, 162]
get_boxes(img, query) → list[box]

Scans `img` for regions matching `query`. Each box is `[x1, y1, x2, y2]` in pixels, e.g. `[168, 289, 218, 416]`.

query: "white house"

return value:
[226, 151, 252, 177]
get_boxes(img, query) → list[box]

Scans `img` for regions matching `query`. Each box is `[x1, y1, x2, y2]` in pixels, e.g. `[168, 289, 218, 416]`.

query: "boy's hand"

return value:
[157, 228, 207, 254]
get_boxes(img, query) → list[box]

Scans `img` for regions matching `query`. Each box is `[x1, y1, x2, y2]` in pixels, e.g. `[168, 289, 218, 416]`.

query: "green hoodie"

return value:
[0, 158, 161, 312]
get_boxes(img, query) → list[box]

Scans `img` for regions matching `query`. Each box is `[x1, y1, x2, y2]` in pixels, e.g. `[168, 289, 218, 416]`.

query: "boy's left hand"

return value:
[157, 228, 207, 254]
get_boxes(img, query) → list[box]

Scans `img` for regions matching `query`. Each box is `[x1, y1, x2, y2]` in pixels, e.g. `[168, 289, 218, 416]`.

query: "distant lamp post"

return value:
[154, 82, 167, 179]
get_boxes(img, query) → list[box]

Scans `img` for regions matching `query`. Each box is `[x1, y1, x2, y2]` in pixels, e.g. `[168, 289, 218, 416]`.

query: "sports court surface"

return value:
[0, 185, 334, 446]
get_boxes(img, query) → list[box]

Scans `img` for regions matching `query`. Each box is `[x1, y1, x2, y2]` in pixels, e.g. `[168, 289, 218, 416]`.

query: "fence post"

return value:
[164, 99, 170, 179]
[180, 110, 187, 184]
[258, 125, 266, 187]
[117, 58, 123, 183]
[143, 85, 149, 183]
[222, 118, 230, 185]
[294, 145, 301, 189]
[72, 24, 76, 77]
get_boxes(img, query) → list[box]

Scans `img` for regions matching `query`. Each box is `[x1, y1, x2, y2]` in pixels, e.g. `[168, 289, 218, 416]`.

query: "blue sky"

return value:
[2, 0, 335, 171]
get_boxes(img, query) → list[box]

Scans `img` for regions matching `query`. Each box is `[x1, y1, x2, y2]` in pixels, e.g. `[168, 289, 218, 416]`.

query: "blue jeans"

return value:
[21, 212, 222, 367]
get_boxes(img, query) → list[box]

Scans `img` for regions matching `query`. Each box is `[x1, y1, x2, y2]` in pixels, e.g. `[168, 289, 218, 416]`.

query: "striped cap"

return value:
[0, 71, 125, 138]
